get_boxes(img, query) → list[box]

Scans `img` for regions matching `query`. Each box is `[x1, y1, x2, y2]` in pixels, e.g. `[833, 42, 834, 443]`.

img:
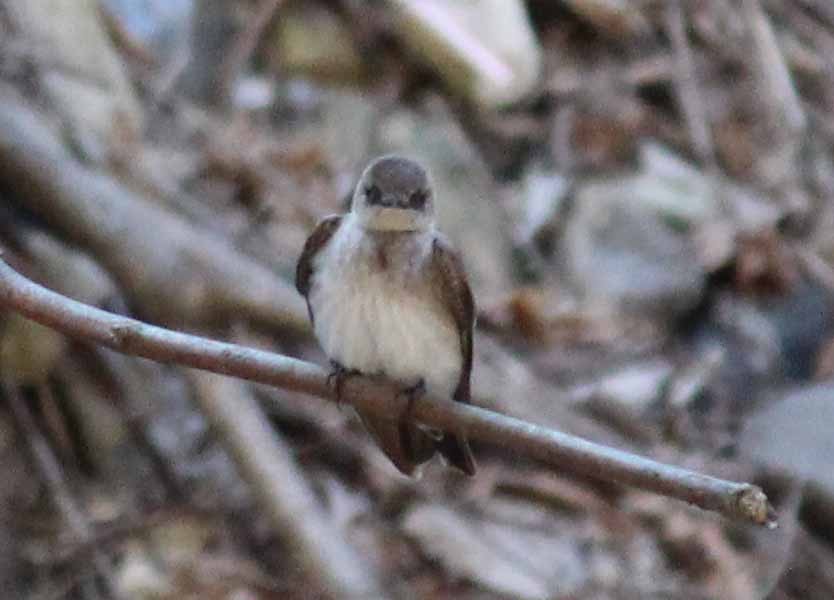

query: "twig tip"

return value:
[735, 484, 778, 528]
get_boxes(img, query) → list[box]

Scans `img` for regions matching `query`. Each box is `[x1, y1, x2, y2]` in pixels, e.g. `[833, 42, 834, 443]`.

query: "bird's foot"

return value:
[327, 360, 361, 408]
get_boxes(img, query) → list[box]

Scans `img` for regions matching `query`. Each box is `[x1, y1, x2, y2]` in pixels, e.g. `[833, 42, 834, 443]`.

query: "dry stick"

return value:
[664, 0, 716, 169]
[560, 0, 650, 39]
[796, 247, 834, 293]
[0, 95, 308, 333]
[796, 0, 834, 38]
[91, 350, 189, 500]
[47, 507, 215, 566]
[0, 259, 776, 527]
[3, 383, 124, 600]
[743, 0, 806, 133]
[190, 371, 386, 599]
[216, 0, 284, 105]
[743, 0, 808, 216]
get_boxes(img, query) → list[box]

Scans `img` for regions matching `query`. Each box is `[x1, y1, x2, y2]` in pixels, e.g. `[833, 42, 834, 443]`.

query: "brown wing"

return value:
[429, 235, 477, 475]
[298, 215, 436, 476]
[295, 215, 342, 323]
[430, 235, 475, 403]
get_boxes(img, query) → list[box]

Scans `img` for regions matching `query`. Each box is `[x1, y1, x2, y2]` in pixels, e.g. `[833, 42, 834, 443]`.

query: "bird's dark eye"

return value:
[409, 189, 428, 209]
[365, 185, 382, 205]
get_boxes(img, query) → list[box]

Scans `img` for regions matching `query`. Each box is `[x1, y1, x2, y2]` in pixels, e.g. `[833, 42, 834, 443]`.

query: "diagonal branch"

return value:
[0, 258, 776, 527]
[665, 0, 716, 169]
[3, 382, 124, 599]
[0, 93, 308, 333]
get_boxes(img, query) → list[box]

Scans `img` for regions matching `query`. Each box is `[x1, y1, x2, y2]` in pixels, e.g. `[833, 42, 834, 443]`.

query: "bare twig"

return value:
[547, 54, 674, 98]
[217, 0, 284, 105]
[559, 0, 650, 39]
[43, 507, 217, 566]
[190, 371, 386, 599]
[742, 0, 808, 214]
[796, 247, 834, 292]
[743, 0, 806, 133]
[551, 104, 577, 173]
[3, 383, 123, 599]
[0, 260, 776, 526]
[87, 350, 188, 500]
[664, 0, 716, 169]
[796, 0, 834, 32]
[0, 91, 308, 333]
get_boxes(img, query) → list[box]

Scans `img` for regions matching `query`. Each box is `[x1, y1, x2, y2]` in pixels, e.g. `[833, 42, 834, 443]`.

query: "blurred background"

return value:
[1, 0, 833, 598]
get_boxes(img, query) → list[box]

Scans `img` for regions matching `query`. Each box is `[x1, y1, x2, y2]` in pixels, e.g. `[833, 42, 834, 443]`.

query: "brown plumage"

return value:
[294, 156, 476, 476]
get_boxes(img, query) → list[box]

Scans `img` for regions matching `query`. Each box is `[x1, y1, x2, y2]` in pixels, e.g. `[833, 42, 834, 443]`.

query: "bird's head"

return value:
[351, 155, 435, 232]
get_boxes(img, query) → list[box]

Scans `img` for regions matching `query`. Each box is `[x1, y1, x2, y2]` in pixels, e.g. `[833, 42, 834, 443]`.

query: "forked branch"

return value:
[0, 259, 776, 527]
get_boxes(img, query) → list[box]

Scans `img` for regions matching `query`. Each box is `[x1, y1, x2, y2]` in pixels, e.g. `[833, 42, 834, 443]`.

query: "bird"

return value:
[295, 155, 476, 476]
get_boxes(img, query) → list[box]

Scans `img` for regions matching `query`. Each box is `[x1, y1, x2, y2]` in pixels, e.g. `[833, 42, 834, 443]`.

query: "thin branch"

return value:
[0, 259, 777, 527]
[559, 0, 650, 39]
[664, 0, 716, 169]
[217, 0, 284, 105]
[85, 350, 187, 500]
[3, 382, 124, 599]
[743, 0, 806, 133]
[797, 0, 834, 29]
[0, 92, 308, 333]
[190, 371, 386, 599]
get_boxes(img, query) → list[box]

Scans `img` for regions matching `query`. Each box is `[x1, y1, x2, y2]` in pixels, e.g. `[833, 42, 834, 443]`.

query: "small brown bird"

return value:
[296, 155, 476, 476]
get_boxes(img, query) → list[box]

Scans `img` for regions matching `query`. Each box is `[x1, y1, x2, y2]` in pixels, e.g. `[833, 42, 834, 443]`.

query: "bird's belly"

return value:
[310, 274, 462, 398]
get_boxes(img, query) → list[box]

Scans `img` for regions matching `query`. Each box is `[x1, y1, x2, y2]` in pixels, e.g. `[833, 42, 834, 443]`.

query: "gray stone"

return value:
[515, 169, 571, 245]
[387, 0, 541, 108]
[740, 384, 834, 496]
[635, 143, 719, 224]
[595, 360, 674, 412]
[402, 500, 586, 599]
[562, 178, 707, 317]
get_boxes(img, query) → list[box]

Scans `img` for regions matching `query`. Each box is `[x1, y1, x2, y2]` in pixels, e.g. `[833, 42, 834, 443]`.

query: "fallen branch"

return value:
[3, 382, 124, 599]
[665, 0, 716, 169]
[216, 0, 285, 105]
[0, 92, 308, 333]
[743, 0, 806, 134]
[190, 371, 386, 599]
[0, 259, 777, 527]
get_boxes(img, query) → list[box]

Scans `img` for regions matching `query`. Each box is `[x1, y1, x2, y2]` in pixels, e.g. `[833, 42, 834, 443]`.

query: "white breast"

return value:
[308, 218, 462, 399]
